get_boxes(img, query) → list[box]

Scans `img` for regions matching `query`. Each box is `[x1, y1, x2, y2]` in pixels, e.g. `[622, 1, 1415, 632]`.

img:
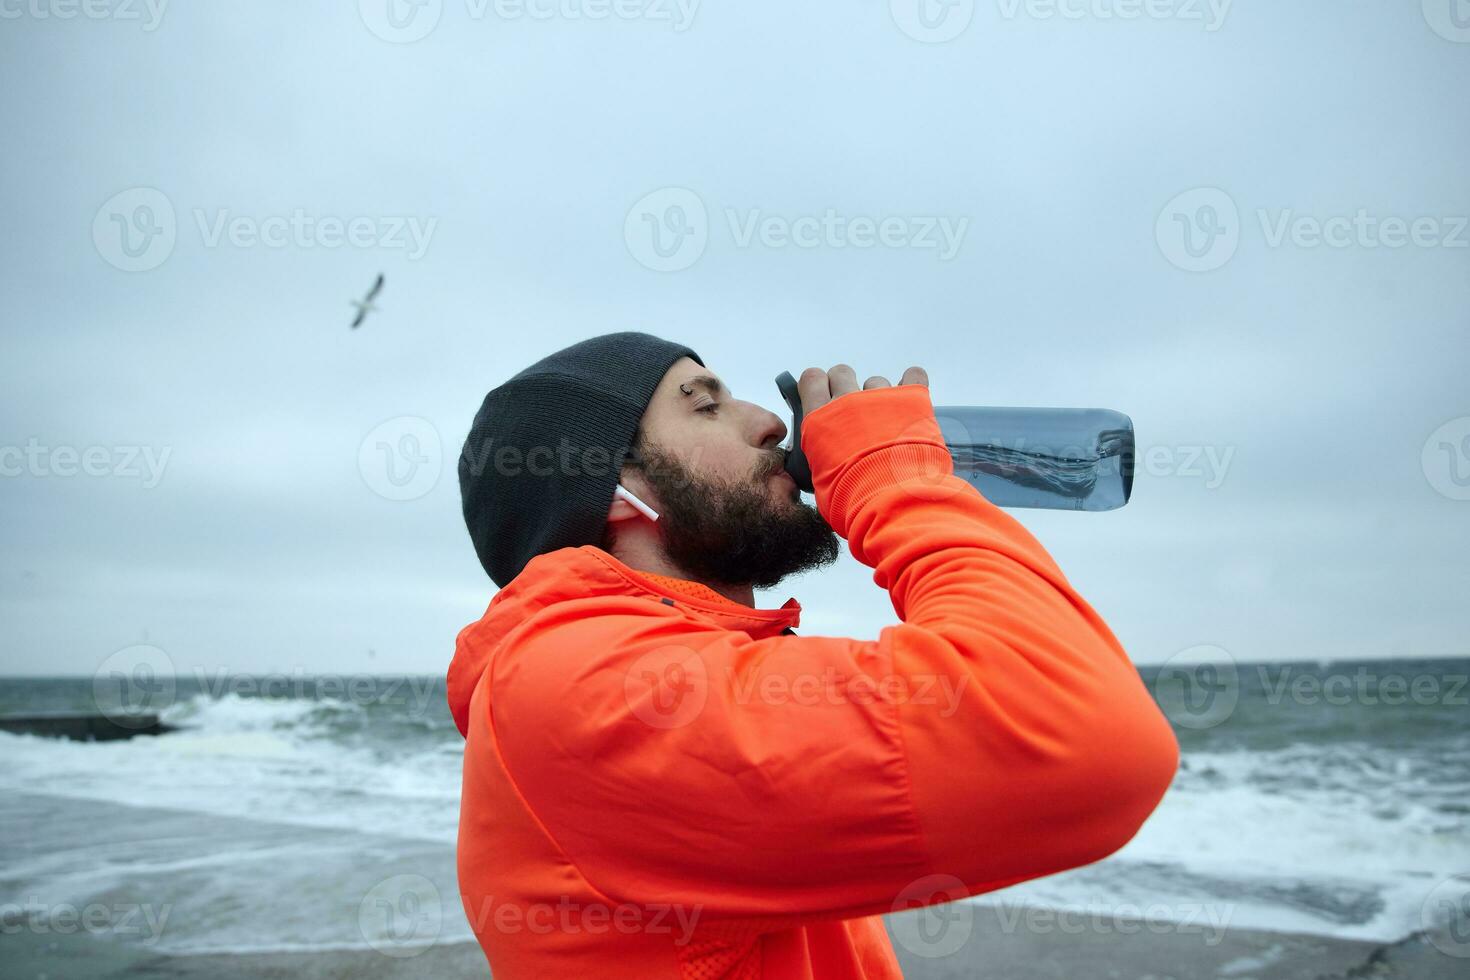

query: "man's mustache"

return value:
[753, 449, 786, 482]
[629, 445, 791, 495]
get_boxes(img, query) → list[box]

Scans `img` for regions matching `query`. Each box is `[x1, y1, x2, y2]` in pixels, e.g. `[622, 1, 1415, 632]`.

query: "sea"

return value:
[2, 657, 1467, 958]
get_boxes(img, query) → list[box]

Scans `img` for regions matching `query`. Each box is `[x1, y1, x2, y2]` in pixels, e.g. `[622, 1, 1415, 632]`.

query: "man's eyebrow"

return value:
[678, 375, 727, 399]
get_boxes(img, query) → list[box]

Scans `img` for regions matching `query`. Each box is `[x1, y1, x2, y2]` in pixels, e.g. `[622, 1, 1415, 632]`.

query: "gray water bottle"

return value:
[775, 372, 1134, 512]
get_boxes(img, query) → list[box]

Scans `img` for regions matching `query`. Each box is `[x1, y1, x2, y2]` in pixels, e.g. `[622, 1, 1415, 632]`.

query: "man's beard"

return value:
[630, 442, 840, 590]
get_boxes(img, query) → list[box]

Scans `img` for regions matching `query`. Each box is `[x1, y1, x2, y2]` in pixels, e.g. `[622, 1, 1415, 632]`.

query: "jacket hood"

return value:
[447, 545, 802, 737]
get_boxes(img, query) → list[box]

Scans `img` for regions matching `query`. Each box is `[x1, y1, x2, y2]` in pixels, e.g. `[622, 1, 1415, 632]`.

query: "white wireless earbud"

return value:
[614, 484, 659, 522]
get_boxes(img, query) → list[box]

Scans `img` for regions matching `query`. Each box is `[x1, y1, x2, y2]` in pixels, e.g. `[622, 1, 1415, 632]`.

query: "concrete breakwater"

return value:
[0, 712, 174, 741]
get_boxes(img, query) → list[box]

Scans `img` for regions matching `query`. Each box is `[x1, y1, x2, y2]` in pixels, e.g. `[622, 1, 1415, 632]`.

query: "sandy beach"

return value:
[5, 789, 1464, 979]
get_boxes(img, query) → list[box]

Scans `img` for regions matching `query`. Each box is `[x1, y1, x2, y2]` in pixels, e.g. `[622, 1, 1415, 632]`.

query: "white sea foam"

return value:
[1, 693, 464, 844]
[974, 742, 1470, 942]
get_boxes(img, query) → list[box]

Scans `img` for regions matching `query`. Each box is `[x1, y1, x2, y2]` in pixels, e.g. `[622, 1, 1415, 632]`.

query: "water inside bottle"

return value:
[934, 407, 1134, 511]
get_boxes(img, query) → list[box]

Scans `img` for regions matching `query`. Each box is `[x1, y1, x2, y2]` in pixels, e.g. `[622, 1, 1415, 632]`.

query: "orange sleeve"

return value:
[491, 383, 1179, 926]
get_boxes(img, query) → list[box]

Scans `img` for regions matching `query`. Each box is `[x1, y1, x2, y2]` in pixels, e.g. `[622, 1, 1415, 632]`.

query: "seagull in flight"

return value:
[350, 274, 384, 329]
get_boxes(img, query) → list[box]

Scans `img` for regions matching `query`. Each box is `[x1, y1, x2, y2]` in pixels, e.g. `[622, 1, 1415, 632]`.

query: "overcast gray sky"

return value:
[1, 2, 1466, 677]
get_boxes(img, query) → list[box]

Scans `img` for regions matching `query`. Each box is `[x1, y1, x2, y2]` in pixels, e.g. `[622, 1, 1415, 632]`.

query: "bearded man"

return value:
[448, 332, 1177, 979]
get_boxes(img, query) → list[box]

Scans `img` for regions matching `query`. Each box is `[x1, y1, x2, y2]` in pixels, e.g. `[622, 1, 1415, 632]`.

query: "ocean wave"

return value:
[5, 683, 1468, 947]
[0, 692, 464, 844]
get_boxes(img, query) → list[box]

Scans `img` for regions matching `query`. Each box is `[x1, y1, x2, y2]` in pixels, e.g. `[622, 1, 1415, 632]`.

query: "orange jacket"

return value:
[448, 383, 1179, 978]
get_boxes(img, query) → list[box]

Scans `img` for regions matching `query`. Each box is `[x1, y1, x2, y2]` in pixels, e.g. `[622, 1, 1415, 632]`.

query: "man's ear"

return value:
[607, 475, 657, 525]
[607, 493, 642, 525]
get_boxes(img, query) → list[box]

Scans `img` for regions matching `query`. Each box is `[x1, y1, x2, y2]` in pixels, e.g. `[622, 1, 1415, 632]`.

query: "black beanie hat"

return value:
[458, 331, 704, 588]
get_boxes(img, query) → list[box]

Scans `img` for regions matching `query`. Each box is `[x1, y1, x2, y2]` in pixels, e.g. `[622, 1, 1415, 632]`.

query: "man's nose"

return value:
[745, 402, 788, 452]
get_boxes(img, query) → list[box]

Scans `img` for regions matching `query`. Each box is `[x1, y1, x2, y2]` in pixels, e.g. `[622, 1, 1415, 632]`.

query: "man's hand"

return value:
[797, 364, 929, 415]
